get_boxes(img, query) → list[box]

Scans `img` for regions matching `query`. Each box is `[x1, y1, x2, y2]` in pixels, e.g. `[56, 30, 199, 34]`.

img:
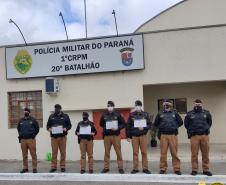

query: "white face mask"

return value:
[107, 106, 114, 112]
[135, 106, 142, 112]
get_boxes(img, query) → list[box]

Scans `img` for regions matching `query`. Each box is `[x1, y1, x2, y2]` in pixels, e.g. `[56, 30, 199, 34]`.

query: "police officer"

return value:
[75, 112, 97, 174]
[100, 101, 125, 174]
[184, 99, 212, 176]
[154, 99, 183, 175]
[17, 108, 39, 173]
[126, 100, 151, 174]
[47, 104, 71, 173]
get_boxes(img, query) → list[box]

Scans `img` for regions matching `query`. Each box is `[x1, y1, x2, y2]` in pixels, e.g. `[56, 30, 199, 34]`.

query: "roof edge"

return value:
[134, 0, 187, 33]
[0, 32, 141, 48]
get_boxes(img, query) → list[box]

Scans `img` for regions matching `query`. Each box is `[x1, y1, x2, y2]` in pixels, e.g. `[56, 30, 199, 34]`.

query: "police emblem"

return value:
[120, 47, 134, 66]
[13, 49, 32, 74]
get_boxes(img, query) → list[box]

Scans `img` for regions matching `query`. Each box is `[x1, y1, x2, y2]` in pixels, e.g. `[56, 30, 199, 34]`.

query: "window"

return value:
[175, 98, 187, 114]
[158, 98, 187, 114]
[8, 91, 43, 128]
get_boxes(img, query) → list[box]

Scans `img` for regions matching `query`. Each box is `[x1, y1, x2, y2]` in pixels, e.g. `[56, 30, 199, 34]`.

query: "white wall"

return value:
[144, 81, 226, 143]
[136, 0, 226, 32]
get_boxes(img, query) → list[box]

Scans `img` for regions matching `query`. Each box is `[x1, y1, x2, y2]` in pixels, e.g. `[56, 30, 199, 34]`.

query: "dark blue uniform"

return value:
[185, 109, 212, 138]
[47, 112, 71, 170]
[17, 116, 39, 171]
[100, 110, 125, 170]
[126, 110, 151, 171]
[184, 108, 212, 173]
[154, 110, 183, 137]
[75, 120, 97, 172]
[100, 111, 125, 137]
[154, 109, 183, 173]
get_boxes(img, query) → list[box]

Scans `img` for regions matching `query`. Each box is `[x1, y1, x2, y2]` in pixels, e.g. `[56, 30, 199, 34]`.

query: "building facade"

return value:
[0, 0, 226, 160]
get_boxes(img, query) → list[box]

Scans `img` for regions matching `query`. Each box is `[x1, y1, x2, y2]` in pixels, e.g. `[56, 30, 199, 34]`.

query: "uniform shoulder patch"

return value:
[203, 109, 210, 113]
[160, 114, 164, 118]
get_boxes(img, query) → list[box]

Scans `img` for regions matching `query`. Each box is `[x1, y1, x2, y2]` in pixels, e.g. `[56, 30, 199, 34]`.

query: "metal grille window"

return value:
[8, 91, 43, 128]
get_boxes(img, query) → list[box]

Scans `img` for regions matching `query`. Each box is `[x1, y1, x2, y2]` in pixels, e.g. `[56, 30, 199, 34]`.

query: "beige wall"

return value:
[136, 0, 226, 32]
[141, 26, 226, 84]
[144, 81, 226, 143]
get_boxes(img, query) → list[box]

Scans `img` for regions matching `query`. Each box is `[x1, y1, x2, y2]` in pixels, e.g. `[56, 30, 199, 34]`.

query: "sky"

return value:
[0, 0, 183, 46]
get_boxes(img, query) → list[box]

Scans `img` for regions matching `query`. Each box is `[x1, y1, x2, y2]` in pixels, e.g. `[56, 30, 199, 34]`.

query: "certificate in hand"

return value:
[106, 120, 118, 130]
[52, 126, 63, 134]
[134, 119, 147, 128]
[80, 126, 91, 135]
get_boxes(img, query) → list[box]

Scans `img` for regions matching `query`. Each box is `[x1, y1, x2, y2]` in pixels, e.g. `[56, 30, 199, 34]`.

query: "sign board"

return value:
[5, 34, 144, 79]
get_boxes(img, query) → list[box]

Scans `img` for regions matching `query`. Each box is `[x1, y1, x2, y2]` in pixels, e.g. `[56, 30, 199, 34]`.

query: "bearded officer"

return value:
[154, 99, 183, 175]
[184, 99, 212, 176]
[17, 108, 39, 173]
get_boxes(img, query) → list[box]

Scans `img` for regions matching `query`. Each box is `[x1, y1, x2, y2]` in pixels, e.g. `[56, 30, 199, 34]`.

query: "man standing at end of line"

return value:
[185, 99, 212, 176]
[17, 108, 39, 173]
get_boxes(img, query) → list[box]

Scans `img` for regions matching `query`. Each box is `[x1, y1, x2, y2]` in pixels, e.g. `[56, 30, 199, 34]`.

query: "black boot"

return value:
[20, 169, 28, 173]
[191, 171, 197, 176]
[143, 169, 151, 174]
[131, 169, 139, 174]
[101, 169, 109, 173]
[49, 168, 57, 173]
[203, 171, 212, 176]
[118, 169, 125, 174]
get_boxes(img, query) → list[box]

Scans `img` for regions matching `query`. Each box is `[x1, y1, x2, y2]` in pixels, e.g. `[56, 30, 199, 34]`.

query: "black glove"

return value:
[151, 138, 157, 147]
[157, 131, 161, 140]
[187, 132, 191, 139]
[18, 136, 21, 143]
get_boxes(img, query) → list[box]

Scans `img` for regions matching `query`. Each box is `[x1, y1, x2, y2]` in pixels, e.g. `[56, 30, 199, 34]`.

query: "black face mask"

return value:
[165, 105, 170, 109]
[24, 113, 30, 117]
[83, 117, 88, 121]
[55, 108, 61, 115]
[194, 106, 202, 112]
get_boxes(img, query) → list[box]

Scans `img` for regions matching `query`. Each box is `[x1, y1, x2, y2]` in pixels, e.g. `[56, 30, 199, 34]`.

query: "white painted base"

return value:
[0, 173, 225, 183]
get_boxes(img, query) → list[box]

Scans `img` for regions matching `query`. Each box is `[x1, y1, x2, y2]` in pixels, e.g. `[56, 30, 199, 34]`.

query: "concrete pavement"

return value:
[0, 143, 225, 185]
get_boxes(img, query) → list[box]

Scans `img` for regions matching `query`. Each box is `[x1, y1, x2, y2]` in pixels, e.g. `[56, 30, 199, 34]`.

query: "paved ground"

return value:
[0, 160, 224, 185]
[0, 144, 225, 185]
[0, 160, 225, 175]
[0, 181, 222, 185]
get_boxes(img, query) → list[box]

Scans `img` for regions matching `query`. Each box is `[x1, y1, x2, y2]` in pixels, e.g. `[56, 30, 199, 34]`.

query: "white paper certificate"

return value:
[80, 126, 91, 135]
[134, 119, 147, 128]
[52, 126, 63, 134]
[106, 120, 118, 130]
